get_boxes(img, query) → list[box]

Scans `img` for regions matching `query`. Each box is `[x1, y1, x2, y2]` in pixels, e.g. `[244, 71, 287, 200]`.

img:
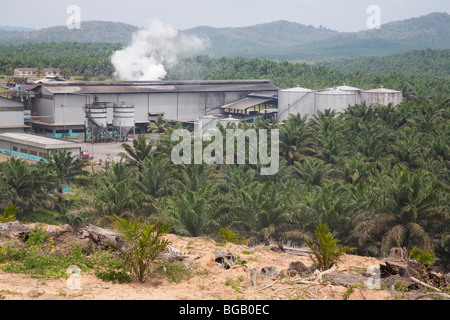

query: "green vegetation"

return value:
[0, 21, 137, 45]
[409, 247, 438, 266]
[306, 223, 354, 271]
[109, 215, 172, 283]
[219, 227, 248, 245]
[0, 204, 18, 223]
[3, 13, 448, 61]
[0, 42, 120, 79]
[319, 49, 450, 78]
[0, 39, 449, 278]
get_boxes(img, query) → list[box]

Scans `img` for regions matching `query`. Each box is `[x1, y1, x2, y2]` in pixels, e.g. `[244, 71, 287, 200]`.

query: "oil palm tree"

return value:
[122, 135, 155, 172]
[134, 157, 175, 198]
[176, 164, 215, 192]
[147, 115, 171, 134]
[164, 186, 218, 237]
[352, 164, 449, 256]
[293, 158, 336, 187]
[95, 180, 137, 218]
[43, 149, 87, 193]
[278, 114, 316, 164]
[0, 158, 49, 216]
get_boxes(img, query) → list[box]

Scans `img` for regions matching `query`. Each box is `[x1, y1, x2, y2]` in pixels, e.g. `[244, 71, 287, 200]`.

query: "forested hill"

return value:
[317, 49, 450, 78]
[184, 12, 450, 60]
[0, 21, 138, 44]
[0, 12, 449, 61]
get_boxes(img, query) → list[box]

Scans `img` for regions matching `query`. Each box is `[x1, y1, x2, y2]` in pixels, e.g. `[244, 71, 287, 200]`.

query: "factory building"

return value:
[0, 96, 29, 133]
[0, 132, 83, 162]
[29, 80, 280, 138]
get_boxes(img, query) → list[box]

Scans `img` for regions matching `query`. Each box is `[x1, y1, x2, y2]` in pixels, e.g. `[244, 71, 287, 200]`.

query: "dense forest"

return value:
[318, 49, 450, 78]
[0, 43, 120, 79]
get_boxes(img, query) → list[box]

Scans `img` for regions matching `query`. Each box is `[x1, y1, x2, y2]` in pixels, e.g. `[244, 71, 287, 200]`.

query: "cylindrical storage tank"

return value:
[328, 85, 362, 104]
[85, 105, 108, 138]
[278, 87, 315, 121]
[361, 87, 403, 106]
[314, 89, 357, 114]
[219, 116, 241, 128]
[113, 104, 135, 138]
[199, 115, 220, 133]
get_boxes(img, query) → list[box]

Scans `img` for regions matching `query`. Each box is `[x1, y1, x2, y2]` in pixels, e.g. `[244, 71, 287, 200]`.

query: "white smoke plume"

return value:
[111, 20, 207, 81]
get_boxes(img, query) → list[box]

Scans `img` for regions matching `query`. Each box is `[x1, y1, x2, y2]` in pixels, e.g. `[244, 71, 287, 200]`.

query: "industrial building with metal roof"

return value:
[29, 80, 280, 138]
[0, 132, 83, 162]
[0, 96, 29, 133]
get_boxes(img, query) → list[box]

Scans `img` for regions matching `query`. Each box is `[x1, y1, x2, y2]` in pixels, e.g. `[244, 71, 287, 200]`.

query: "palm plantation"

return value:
[0, 55, 449, 272]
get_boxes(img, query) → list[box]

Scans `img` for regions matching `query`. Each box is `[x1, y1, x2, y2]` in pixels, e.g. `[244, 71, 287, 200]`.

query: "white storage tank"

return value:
[85, 104, 108, 139]
[113, 103, 135, 139]
[278, 87, 316, 121]
[328, 84, 362, 104]
[314, 88, 357, 114]
[361, 86, 403, 106]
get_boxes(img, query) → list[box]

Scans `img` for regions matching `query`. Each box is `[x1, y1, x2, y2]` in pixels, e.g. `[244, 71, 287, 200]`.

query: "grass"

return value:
[0, 240, 118, 280]
[225, 275, 247, 293]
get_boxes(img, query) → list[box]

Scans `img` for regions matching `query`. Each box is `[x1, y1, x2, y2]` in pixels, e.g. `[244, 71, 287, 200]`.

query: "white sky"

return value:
[1, 0, 449, 32]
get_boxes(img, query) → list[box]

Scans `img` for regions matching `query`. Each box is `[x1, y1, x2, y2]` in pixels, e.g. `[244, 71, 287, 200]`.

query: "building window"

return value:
[29, 150, 38, 156]
[20, 148, 28, 154]
[12, 146, 18, 152]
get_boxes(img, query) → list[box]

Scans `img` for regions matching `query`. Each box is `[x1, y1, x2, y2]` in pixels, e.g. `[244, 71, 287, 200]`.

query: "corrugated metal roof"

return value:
[0, 132, 82, 149]
[42, 80, 280, 95]
[221, 97, 277, 110]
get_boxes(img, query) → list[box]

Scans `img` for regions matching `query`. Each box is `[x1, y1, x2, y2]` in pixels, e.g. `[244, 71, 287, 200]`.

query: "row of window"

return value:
[11, 146, 46, 158]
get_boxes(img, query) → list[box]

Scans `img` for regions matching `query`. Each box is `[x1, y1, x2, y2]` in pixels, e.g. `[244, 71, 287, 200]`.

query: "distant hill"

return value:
[0, 21, 138, 44]
[184, 12, 450, 61]
[0, 12, 449, 61]
[0, 26, 35, 32]
[317, 49, 450, 77]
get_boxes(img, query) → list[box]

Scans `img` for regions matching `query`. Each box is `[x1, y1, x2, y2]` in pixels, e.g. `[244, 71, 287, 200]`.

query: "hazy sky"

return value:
[1, 0, 449, 32]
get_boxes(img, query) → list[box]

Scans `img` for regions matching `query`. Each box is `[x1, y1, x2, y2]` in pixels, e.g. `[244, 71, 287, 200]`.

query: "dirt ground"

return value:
[0, 230, 412, 301]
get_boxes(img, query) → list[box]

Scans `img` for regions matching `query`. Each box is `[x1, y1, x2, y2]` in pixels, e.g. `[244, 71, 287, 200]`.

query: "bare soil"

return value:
[0, 229, 417, 301]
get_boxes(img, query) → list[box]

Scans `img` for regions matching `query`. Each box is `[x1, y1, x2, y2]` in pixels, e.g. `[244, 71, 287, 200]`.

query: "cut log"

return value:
[325, 273, 369, 287]
[0, 221, 35, 242]
[215, 252, 237, 269]
[77, 224, 130, 252]
[159, 245, 190, 262]
[268, 244, 312, 257]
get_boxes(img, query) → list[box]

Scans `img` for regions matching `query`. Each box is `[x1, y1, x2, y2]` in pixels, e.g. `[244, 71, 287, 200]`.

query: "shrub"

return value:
[109, 215, 172, 283]
[408, 247, 437, 266]
[25, 227, 49, 245]
[219, 227, 248, 245]
[306, 223, 354, 271]
[0, 204, 18, 223]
